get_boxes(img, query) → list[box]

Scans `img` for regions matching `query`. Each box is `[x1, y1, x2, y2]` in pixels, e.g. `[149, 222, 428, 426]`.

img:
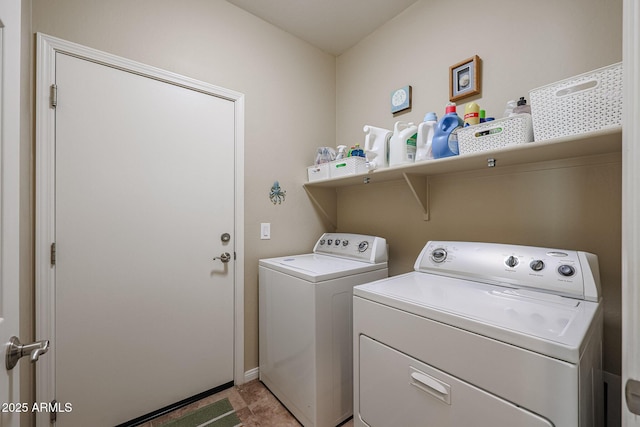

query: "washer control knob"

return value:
[319, 239, 326, 245]
[505, 256, 519, 268]
[430, 248, 447, 263]
[335, 239, 341, 246]
[327, 239, 333, 245]
[342, 240, 349, 247]
[358, 241, 369, 252]
[558, 265, 576, 277]
[530, 260, 545, 272]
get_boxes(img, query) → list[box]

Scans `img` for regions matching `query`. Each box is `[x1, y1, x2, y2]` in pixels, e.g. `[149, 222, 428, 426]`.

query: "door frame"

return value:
[34, 33, 245, 423]
[622, 0, 640, 425]
[0, 2, 24, 427]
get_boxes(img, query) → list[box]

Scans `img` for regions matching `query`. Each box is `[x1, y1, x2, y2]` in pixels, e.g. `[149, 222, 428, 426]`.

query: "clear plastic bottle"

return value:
[513, 96, 531, 114]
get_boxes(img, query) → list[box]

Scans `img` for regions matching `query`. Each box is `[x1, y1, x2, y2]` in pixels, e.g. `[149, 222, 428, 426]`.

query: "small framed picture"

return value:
[390, 85, 412, 114]
[449, 55, 481, 102]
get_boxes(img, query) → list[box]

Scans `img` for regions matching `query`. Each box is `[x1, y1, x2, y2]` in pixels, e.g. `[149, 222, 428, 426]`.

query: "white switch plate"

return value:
[261, 223, 271, 240]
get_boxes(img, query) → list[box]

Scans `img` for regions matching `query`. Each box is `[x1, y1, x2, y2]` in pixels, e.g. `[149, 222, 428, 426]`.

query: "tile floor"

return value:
[141, 380, 355, 427]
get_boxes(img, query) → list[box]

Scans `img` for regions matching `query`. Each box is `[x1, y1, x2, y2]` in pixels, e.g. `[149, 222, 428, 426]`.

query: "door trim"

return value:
[0, 3, 25, 426]
[34, 33, 245, 424]
[622, 0, 640, 425]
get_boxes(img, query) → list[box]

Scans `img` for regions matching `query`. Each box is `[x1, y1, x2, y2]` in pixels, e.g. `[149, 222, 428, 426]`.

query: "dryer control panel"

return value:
[313, 233, 388, 264]
[415, 241, 601, 302]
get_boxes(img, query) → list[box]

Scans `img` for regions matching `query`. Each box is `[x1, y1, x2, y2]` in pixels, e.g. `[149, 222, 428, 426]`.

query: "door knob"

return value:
[626, 378, 640, 415]
[213, 252, 231, 263]
[6, 336, 50, 370]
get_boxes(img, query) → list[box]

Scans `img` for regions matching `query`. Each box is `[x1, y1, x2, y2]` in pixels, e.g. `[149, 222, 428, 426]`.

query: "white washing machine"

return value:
[259, 233, 388, 427]
[353, 241, 603, 427]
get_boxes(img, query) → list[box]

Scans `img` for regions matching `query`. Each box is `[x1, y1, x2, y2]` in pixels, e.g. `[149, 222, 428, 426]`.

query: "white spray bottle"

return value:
[416, 112, 437, 162]
[389, 121, 418, 167]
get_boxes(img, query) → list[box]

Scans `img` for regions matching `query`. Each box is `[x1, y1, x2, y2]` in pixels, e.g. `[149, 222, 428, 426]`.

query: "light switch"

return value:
[261, 223, 271, 240]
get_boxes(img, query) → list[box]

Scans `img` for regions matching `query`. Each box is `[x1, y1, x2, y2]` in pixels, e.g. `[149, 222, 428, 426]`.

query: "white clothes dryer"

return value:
[353, 241, 603, 427]
[259, 233, 388, 427]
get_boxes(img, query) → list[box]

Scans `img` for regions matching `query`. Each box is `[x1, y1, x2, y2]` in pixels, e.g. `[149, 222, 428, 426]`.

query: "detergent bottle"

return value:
[415, 112, 437, 162]
[464, 102, 480, 126]
[363, 125, 392, 170]
[388, 121, 418, 167]
[432, 102, 464, 159]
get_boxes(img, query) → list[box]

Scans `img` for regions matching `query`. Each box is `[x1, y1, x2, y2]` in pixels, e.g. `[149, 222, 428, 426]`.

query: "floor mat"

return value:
[160, 398, 242, 427]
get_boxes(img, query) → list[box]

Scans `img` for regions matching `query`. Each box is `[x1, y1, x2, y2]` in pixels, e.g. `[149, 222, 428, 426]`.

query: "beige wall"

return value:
[30, 0, 334, 374]
[27, 0, 624, 408]
[336, 0, 623, 374]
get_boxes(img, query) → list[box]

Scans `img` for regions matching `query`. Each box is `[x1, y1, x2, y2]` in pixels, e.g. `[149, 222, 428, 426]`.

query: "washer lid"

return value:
[259, 253, 388, 282]
[353, 272, 601, 363]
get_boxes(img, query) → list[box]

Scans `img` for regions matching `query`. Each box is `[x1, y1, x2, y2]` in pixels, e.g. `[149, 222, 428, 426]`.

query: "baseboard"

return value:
[244, 367, 259, 383]
[603, 370, 621, 427]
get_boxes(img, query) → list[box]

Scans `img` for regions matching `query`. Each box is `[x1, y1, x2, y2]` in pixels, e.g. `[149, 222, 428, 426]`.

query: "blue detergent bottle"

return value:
[432, 102, 464, 159]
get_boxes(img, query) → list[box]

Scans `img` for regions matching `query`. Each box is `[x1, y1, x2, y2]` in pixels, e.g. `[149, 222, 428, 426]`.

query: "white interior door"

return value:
[0, 3, 23, 427]
[36, 36, 242, 426]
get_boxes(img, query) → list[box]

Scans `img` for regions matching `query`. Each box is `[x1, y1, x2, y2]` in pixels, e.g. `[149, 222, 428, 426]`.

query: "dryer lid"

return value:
[353, 272, 601, 363]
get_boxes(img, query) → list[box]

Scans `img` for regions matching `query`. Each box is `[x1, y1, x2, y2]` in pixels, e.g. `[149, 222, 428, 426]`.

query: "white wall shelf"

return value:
[304, 127, 622, 228]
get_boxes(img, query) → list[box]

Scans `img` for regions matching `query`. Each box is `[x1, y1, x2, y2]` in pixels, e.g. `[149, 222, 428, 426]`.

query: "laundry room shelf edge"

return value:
[304, 127, 622, 227]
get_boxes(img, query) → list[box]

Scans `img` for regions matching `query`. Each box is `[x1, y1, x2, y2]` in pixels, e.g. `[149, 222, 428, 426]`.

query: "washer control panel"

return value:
[313, 233, 388, 263]
[415, 241, 601, 301]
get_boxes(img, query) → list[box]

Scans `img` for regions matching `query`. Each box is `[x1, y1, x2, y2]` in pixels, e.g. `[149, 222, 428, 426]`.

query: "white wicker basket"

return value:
[457, 114, 533, 155]
[329, 157, 368, 178]
[529, 62, 622, 141]
[307, 163, 329, 182]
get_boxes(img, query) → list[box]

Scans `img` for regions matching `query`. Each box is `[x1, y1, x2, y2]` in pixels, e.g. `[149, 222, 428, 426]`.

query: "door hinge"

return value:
[50, 242, 56, 266]
[50, 399, 57, 423]
[50, 84, 57, 109]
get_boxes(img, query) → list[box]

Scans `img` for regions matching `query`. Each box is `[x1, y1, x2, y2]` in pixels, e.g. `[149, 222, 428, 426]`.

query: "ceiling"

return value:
[226, 0, 420, 56]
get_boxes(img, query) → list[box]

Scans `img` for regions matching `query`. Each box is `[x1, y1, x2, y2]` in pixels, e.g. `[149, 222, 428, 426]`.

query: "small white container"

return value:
[457, 114, 533, 155]
[529, 62, 622, 141]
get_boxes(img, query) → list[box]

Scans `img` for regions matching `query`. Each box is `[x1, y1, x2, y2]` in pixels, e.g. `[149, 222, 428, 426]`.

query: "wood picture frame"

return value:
[449, 55, 481, 102]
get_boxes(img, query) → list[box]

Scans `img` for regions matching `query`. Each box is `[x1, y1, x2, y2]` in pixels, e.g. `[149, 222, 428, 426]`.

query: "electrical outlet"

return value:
[261, 223, 271, 240]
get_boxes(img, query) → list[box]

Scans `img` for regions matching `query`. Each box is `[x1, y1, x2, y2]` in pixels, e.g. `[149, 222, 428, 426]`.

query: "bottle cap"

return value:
[517, 97, 527, 106]
[445, 102, 457, 114]
[424, 112, 437, 122]
[479, 110, 486, 118]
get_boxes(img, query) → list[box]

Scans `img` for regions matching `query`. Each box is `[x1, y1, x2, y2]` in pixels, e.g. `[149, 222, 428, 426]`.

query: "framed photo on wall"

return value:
[449, 55, 481, 102]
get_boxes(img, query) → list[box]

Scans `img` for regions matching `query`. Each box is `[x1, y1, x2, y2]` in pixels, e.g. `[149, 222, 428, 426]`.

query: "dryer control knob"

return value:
[430, 248, 447, 263]
[358, 241, 369, 252]
[530, 260, 545, 271]
[505, 255, 519, 268]
[558, 265, 576, 277]
[342, 240, 349, 247]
